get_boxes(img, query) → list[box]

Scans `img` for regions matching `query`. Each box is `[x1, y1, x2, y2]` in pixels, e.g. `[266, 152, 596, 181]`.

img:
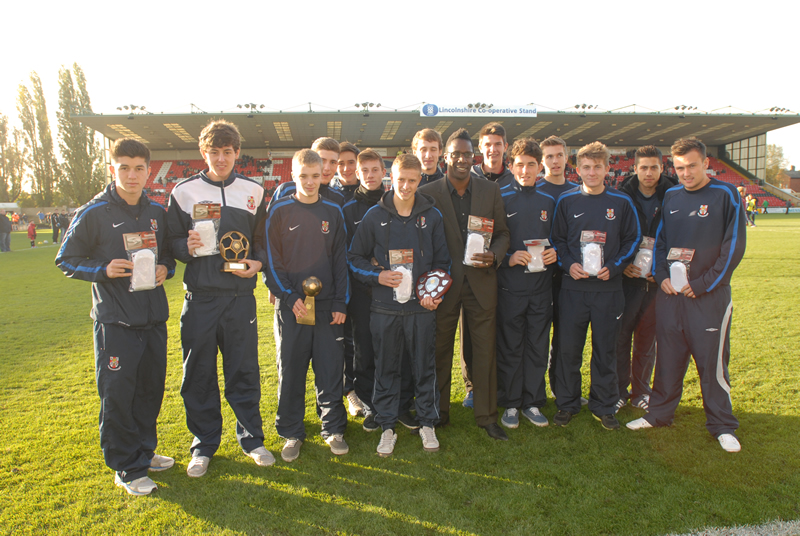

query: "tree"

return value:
[0, 114, 26, 203]
[17, 72, 60, 207]
[766, 144, 788, 187]
[57, 63, 105, 206]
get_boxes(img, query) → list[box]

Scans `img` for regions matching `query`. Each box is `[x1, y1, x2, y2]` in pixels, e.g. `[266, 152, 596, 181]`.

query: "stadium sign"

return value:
[420, 104, 537, 118]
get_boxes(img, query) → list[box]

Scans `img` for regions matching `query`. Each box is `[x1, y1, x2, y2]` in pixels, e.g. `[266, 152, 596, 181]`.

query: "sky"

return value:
[2, 0, 800, 169]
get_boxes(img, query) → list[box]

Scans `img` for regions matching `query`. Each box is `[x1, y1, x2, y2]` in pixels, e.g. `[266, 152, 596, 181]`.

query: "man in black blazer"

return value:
[419, 129, 510, 440]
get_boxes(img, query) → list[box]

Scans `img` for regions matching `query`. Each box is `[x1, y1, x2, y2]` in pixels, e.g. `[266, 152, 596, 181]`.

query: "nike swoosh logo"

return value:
[616, 313, 623, 320]
[113, 222, 124, 228]
[289, 225, 300, 231]
[250, 317, 257, 324]
[705, 328, 719, 332]
[354, 220, 362, 225]
[336, 337, 344, 341]
[573, 213, 584, 219]
[670, 210, 679, 214]
[507, 212, 517, 218]
[381, 222, 388, 226]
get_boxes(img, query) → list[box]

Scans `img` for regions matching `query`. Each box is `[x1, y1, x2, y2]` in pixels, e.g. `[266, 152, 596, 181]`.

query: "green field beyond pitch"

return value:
[1, 215, 799, 535]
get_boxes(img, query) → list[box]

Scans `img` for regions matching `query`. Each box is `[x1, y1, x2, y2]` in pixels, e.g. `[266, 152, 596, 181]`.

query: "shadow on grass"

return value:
[152, 405, 800, 536]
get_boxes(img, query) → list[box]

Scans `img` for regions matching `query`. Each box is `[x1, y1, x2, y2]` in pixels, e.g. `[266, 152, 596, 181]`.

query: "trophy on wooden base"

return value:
[219, 231, 249, 272]
[297, 276, 322, 326]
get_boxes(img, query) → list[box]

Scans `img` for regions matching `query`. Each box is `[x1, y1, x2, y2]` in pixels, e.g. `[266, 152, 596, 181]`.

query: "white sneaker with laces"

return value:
[115, 474, 157, 496]
[718, 434, 741, 453]
[187, 455, 211, 477]
[246, 446, 276, 466]
[420, 426, 439, 452]
[347, 391, 365, 417]
[148, 453, 174, 472]
[377, 429, 397, 457]
[326, 434, 349, 455]
[626, 417, 653, 431]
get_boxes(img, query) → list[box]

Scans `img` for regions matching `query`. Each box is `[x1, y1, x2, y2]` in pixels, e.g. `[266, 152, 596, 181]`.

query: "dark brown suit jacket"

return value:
[419, 176, 510, 313]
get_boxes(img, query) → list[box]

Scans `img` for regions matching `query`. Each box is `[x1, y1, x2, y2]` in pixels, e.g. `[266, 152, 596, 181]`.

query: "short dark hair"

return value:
[509, 138, 542, 164]
[199, 120, 241, 152]
[479, 122, 507, 144]
[339, 141, 360, 157]
[671, 137, 706, 159]
[357, 148, 384, 167]
[634, 145, 663, 165]
[446, 128, 472, 149]
[311, 137, 340, 154]
[110, 138, 151, 166]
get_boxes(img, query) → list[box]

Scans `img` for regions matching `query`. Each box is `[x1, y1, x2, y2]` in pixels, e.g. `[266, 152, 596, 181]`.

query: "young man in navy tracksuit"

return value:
[551, 141, 640, 430]
[496, 139, 558, 430]
[56, 138, 175, 496]
[535, 136, 578, 402]
[333, 141, 360, 202]
[265, 149, 350, 462]
[167, 120, 273, 477]
[348, 153, 451, 457]
[627, 138, 746, 453]
[342, 149, 387, 432]
[413, 128, 445, 185]
[615, 146, 678, 412]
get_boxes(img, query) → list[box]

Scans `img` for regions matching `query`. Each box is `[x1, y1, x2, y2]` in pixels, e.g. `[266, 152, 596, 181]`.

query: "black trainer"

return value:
[398, 412, 420, 430]
[362, 414, 379, 432]
[553, 410, 573, 427]
[593, 413, 620, 430]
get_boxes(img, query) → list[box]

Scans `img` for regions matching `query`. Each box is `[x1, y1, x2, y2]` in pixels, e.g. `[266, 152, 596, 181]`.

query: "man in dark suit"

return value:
[419, 129, 510, 440]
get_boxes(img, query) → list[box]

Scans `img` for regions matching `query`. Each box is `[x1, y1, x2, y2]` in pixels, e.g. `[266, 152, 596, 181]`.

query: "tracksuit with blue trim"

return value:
[264, 194, 349, 441]
[56, 184, 175, 483]
[551, 186, 641, 416]
[167, 171, 267, 458]
[347, 191, 451, 430]
[496, 181, 557, 410]
[645, 178, 746, 438]
[534, 179, 579, 398]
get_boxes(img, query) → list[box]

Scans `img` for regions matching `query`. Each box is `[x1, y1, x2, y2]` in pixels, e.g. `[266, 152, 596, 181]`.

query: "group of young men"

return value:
[56, 118, 746, 497]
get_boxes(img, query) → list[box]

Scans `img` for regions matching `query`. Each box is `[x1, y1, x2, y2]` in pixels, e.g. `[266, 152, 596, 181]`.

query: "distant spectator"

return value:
[0, 210, 11, 252]
[27, 220, 37, 247]
[762, 199, 769, 214]
[787, 200, 792, 214]
[60, 210, 71, 233]
[37, 210, 44, 223]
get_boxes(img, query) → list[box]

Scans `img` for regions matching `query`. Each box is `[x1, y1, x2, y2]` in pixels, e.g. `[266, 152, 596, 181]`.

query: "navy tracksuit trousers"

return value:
[496, 288, 552, 409]
[646, 287, 738, 438]
[180, 293, 264, 457]
[371, 311, 440, 429]
[94, 322, 167, 482]
[615, 282, 656, 400]
[349, 286, 376, 414]
[556, 288, 624, 416]
[274, 304, 347, 441]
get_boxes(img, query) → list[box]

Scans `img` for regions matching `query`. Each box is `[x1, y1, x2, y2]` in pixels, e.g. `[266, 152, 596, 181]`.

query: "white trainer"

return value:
[246, 446, 276, 466]
[148, 453, 174, 472]
[347, 391, 365, 417]
[115, 474, 157, 496]
[626, 417, 653, 431]
[420, 426, 439, 452]
[718, 434, 741, 453]
[377, 429, 397, 457]
[186, 455, 211, 477]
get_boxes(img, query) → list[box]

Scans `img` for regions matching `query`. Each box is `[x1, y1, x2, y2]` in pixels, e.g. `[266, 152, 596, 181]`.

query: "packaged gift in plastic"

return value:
[123, 231, 158, 292]
[389, 249, 414, 303]
[580, 230, 606, 276]
[192, 203, 221, 257]
[523, 239, 550, 273]
[463, 215, 494, 266]
[633, 236, 655, 278]
[667, 247, 695, 291]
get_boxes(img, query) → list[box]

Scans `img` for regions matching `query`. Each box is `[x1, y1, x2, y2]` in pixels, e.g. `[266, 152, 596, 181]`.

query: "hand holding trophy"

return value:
[297, 276, 322, 326]
[219, 231, 249, 272]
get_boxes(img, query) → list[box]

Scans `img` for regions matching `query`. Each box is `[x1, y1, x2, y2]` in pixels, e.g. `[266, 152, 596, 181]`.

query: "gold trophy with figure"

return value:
[219, 231, 249, 272]
[297, 276, 322, 326]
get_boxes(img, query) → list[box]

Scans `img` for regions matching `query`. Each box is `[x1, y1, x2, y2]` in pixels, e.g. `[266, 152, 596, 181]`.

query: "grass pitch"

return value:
[1, 215, 799, 535]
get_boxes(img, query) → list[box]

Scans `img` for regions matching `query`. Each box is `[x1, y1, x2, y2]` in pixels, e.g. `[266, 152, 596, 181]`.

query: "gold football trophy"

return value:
[219, 231, 249, 272]
[297, 276, 322, 326]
